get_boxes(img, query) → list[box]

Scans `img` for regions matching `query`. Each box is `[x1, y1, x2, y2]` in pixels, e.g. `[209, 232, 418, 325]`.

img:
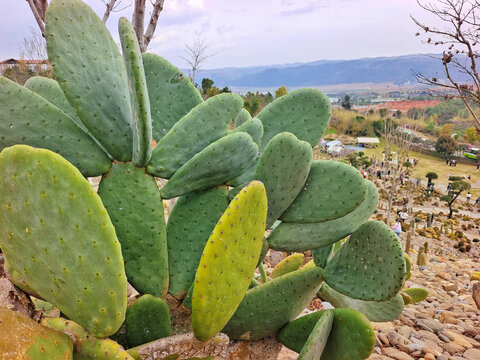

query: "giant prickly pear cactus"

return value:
[0, 1, 412, 358]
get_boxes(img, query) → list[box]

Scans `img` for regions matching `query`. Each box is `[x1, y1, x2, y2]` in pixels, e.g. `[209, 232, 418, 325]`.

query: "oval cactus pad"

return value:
[0, 145, 127, 337]
[257, 88, 331, 151]
[280, 160, 367, 223]
[192, 181, 267, 341]
[323, 221, 406, 301]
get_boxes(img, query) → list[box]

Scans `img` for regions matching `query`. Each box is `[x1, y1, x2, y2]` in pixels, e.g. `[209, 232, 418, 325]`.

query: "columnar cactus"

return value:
[0, 0, 411, 359]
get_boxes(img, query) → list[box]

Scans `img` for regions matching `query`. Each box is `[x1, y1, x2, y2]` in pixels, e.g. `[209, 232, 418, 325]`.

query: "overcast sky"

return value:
[0, 0, 443, 69]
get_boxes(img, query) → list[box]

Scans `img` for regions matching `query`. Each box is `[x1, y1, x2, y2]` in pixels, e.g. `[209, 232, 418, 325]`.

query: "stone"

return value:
[417, 319, 444, 333]
[464, 349, 480, 360]
[424, 353, 435, 360]
[383, 347, 415, 360]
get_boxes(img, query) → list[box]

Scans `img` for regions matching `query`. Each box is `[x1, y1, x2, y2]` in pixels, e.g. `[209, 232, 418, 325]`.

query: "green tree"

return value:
[440, 123, 454, 137]
[465, 127, 478, 144]
[346, 152, 371, 169]
[435, 136, 458, 156]
[425, 172, 438, 187]
[201, 78, 214, 95]
[441, 180, 471, 218]
[378, 108, 388, 118]
[274, 86, 288, 98]
[244, 98, 259, 115]
[341, 94, 351, 110]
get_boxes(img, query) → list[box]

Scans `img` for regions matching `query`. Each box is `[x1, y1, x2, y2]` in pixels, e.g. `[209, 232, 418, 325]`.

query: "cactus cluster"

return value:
[0, 1, 411, 359]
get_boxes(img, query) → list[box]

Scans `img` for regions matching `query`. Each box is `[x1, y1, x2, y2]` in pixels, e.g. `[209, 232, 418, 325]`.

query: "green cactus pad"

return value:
[297, 310, 334, 360]
[268, 179, 379, 251]
[256, 88, 331, 151]
[222, 266, 324, 340]
[323, 221, 406, 301]
[403, 288, 428, 303]
[313, 244, 335, 268]
[0, 145, 127, 337]
[234, 108, 252, 127]
[24, 76, 87, 133]
[271, 253, 305, 279]
[228, 117, 264, 148]
[277, 308, 375, 360]
[143, 53, 203, 141]
[119, 17, 152, 167]
[0, 307, 73, 360]
[42, 317, 134, 360]
[167, 187, 229, 299]
[98, 163, 168, 297]
[147, 93, 243, 178]
[0, 77, 111, 177]
[182, 281, 195, 310]
[256, 132, 313, 228]
[318, 283, 404, 322]
[280, 160, 367, 223]
[405, 254, 412, 280]
[46, 0, 133, 161]
[126, 295, 172, 347]
[192, 181, 267, 341]
[160, 132, 258, 199]
[227, 158, 259, 187]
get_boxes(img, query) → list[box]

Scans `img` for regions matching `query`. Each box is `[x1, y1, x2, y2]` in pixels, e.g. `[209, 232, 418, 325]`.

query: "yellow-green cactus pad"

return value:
[318, 283, 404, 322]
[0, 145, 127, 337]
[0, 77, 111, 177]
[323, 221, 406, 301]
[298, 310, 334, 360]
[192, 181, 267, 341]
[271, 253, 305, 279]
[222, 266, 324, 340]
[46, 0, 133, 161]
[0, 307, 73, 360]
[42, 317, 134, 360]
[403, 288, 428, 303]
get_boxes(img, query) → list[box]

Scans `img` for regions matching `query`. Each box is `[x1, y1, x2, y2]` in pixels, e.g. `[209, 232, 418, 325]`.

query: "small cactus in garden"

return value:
[0, 1, 410, 359]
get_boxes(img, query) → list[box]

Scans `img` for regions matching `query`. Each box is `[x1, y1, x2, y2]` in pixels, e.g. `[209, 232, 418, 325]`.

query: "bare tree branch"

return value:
[26, 0, 46, 37]
[180, 37, 215, 86]
[142, 0, 165, 52]
[132, 0, 146, 49]
[102, 0, 118, 23]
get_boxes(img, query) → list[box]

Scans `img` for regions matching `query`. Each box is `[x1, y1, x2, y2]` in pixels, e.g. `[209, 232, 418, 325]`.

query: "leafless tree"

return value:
[18, 28, 53, 76]
[180, 37, 215, 86]
[412, 0, 480, 128]
[26, 0, 165, 53]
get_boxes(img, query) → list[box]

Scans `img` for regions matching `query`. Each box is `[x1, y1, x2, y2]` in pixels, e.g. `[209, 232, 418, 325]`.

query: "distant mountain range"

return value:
[195, 54, 470, 92]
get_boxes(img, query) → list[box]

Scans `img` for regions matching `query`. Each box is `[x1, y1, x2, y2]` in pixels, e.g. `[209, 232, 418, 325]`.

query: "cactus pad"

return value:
[98, 163, 168, 297]
[46, 0, 133, 161]
[313, 244, 335, 268]
[24, 76, 87, 133]
[42, 317, 133, 360]
[0, 145, 127, 337]
[278, 308, 375, 360]
[167, 187, 229, 299]
[126, 295, 172, 347]
[147, 93, 243, 178]
[256, 132, 313, 228]
[318, 283, 404, 322]
[0, 307, 73, 360]
[143, 53, 203, 141]
[268, 179, 379, 251]
[119, 17, 152, 167]
[323, 221, 406, 301]
[281, 160, 367, 223]
[297, 310, 334, 360]
[234, 108, 252, 127]
[192, 181, 267, 341]
[0, 77, 111, 177]
[222, 266, 324, 340]
[228, 117, 264, 148]
[271, 253, 304, 279]
[257, 88, 331, 151]
[403, 288, 428, 303]
[160, 132, 258, 199]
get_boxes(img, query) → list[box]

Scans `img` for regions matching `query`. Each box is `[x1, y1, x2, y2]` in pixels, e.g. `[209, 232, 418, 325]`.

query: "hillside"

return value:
[196, 54, 470, 90]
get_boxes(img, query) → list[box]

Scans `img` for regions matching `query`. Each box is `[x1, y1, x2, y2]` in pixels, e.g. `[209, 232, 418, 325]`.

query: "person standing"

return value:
[467, 192, 472, 203]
